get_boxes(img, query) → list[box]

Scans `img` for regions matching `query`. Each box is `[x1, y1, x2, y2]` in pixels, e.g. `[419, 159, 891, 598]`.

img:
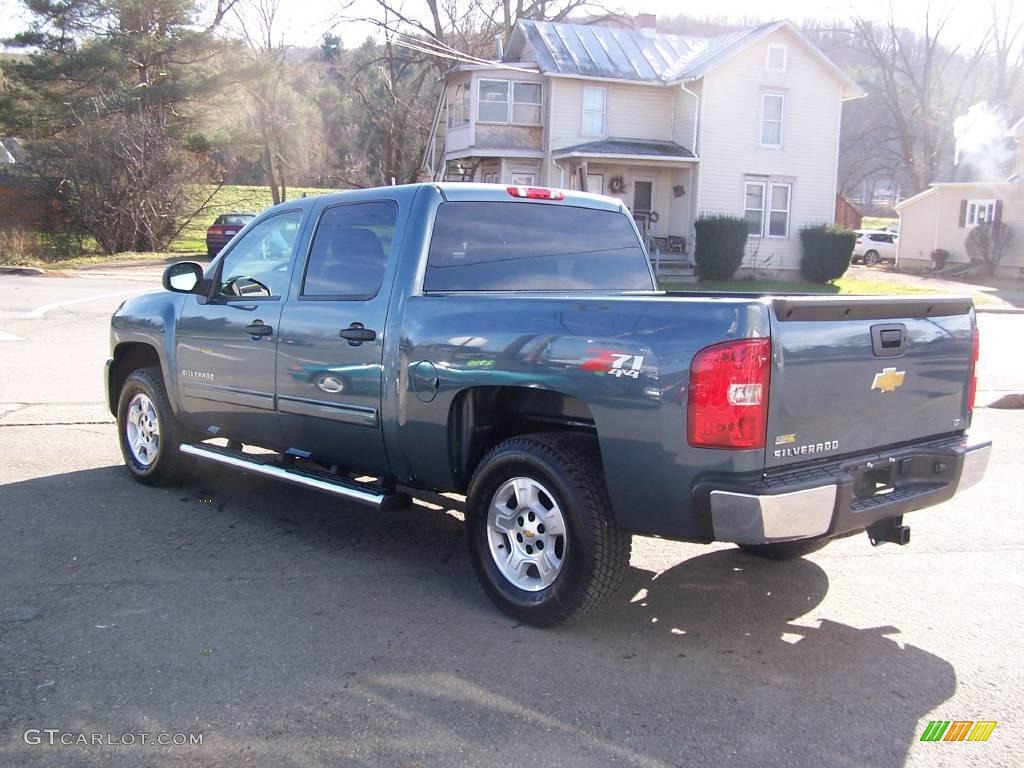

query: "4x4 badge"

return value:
[872, 367, 906, 393]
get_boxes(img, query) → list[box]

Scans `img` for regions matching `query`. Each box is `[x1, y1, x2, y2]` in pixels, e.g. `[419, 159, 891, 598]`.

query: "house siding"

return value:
[696, 26, 844, 272]
[672, 80, 701, 152]
[549, 79, 674, 149]
[898, 182, 1024, 275]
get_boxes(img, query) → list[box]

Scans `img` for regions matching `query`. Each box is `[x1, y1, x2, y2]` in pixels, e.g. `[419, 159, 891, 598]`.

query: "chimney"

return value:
[636, 13, 656, 38]
[495, 33, 504, 60]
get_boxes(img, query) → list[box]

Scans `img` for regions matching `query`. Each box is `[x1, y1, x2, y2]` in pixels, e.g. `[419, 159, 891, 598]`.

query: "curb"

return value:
[0, 266, 46, 276]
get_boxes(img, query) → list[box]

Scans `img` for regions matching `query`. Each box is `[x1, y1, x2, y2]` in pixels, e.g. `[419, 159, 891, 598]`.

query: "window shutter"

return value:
[958, 200, 967, 228]
[994, 200, 1003, 225]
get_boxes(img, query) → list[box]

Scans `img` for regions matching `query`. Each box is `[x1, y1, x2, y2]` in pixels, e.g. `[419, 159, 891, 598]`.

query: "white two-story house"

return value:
[421, 16, 864, 277]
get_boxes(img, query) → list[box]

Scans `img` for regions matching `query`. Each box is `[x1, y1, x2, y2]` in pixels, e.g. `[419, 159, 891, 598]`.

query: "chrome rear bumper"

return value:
[708, 438, 992, 545]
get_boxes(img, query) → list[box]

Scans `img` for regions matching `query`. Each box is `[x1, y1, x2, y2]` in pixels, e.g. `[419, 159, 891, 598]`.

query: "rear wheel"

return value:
[117, 367, 190, 486]
[863, 250, 881, 266]
[738, 539, 829, 560]
[466, 433, 631, 627]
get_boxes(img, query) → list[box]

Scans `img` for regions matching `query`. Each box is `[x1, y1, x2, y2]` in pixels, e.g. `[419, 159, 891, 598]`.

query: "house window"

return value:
[448, 83, 469, 127]
[478, 79, 542, 124]
[511, 172, 536, 186]
[767, 44, 787, 72]
[760, 93, 784, 147]
[586, 174, 604, 194]
[512, 82, 542, 124]
[479, 79, 510, 122]
[967, 199, 996, 226]
[744, 182, 765, 236]
[744, 180, 792, 238]
[582, 86, 606, 136]
[767, 183, 791, 237]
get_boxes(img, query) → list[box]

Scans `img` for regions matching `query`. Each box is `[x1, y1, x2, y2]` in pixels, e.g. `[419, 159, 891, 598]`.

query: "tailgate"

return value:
[765, 296, 975, 468]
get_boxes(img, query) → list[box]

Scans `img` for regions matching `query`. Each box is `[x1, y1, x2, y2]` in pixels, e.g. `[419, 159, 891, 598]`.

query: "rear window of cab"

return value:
[424, 201, 654, 292]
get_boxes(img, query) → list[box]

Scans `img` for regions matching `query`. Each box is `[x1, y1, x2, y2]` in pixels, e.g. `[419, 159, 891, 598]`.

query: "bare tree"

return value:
[42, 111, 207, 254]
[847, 5, 988, 195]
[233, 0, 293, 203]
[966, 221, 1014, 273]
[986, 0, 1024, 109]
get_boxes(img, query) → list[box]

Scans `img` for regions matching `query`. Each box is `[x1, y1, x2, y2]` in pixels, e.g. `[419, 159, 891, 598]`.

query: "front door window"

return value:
[632, 181, 653, 213]
[216, 212, 302, 299]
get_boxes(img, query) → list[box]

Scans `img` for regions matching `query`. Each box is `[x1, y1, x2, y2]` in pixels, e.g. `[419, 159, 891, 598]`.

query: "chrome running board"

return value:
[180, 443, 411, 512]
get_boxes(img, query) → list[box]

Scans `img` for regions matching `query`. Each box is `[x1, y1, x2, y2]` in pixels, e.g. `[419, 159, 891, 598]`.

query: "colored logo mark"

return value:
[920, 720, 997, 742]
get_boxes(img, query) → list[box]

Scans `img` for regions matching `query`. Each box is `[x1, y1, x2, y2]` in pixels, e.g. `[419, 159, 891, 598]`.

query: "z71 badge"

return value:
[581, 351, 645, 378]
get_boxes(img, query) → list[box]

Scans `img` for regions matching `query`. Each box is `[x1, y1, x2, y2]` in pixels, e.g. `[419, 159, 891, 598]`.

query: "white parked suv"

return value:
[852, 230, 898, 266]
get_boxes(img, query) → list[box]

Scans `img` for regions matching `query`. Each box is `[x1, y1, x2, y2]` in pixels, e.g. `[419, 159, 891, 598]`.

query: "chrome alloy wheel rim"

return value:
[125, 393, 160, 467]
[486, 477, 567, 591]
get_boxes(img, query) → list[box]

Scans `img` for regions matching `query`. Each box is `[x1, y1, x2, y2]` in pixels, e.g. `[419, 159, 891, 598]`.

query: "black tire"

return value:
[738, 538, 829, 560]
[116, 366, 190, 486]
[466, 433, 631, 627]
[863, 250, 880, 266]
[207, 246, 217, 259]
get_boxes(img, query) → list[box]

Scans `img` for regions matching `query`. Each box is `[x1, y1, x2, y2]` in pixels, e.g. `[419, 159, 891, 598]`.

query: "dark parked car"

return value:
[107, 183, 989, 626]
[205, 213, 255, 257]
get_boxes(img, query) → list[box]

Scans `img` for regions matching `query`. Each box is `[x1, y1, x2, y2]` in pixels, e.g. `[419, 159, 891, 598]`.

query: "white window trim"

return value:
[760, 93, 785, 149]
[967, 198, 996, 227]
[744, 179, 792, 239]
[582, 86, 607, 137]
[766, 44, 787, 73]
[477, 78, 542, 126]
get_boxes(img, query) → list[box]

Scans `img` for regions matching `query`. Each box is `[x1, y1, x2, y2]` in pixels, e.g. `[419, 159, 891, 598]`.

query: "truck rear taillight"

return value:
[506, 185, 565, 200]
[968, 325, 980, 412]
[687, 338, 771, 450]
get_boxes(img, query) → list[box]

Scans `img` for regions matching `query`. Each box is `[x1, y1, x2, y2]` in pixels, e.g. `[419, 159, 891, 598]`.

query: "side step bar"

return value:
[180, 443, 411, 512]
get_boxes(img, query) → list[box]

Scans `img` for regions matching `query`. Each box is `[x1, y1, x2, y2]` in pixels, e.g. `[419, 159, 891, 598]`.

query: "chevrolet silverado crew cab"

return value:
[107, 183, 991, 626]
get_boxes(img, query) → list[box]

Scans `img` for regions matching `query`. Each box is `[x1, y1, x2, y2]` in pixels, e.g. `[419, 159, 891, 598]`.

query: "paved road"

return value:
[1, 271, 1022, 767]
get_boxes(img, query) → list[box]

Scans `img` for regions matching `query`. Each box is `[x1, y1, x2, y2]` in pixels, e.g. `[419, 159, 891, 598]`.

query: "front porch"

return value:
[552, 140, 699, 282]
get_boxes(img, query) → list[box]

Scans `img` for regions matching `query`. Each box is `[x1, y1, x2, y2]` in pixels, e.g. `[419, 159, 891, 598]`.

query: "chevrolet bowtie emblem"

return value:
[872, 367, 906, 393]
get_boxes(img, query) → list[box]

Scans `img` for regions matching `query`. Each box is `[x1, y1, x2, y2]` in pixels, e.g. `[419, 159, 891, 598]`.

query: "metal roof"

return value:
[509, 19, 779, 84]
[553, 139, 696, 159]
[510, 20, 705, 82]
[506, 19, 864, 97]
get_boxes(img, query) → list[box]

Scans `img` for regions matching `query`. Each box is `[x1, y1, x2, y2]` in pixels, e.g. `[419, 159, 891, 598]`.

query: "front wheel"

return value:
[117, 367, 190, 486]
[863, 250, 881, 266]
[466, 433, 631, 627]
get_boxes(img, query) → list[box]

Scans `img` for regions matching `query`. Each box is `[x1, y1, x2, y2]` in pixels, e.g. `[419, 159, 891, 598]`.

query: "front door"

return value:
[630, 178, 655, 238]
[175, 209, 304, 447]
[275, 200, 398, 475]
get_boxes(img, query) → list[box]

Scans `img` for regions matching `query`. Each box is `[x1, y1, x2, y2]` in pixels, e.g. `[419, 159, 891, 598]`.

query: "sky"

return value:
[0, 0, 1010, 52]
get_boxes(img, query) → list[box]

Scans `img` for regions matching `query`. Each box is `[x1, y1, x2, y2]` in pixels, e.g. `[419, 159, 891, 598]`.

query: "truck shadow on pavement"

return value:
[0, 463, 957, 768]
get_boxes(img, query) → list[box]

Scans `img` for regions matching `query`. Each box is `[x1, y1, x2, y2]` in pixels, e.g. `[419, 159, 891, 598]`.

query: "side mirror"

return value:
[163, 262, 204, 294]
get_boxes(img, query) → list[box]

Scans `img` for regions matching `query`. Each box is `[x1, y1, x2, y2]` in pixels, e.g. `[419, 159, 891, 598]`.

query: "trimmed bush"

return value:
[800, 225, 856, 283]
[930, 248, 950, 271]
[694, 215, 748, 280]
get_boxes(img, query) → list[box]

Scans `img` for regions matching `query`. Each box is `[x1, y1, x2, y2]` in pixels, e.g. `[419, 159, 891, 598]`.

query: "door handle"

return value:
[245, 321, 273, 338]
[339, 323, 376, 344]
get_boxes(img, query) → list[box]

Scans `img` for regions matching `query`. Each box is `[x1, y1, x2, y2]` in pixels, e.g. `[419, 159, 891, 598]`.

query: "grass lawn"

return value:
[861, 216, 898, 231]
[171, 184, 340, 253]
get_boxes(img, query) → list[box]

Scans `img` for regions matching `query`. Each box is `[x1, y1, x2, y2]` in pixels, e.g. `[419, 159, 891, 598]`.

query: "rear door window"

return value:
[424, 201, 653, 292]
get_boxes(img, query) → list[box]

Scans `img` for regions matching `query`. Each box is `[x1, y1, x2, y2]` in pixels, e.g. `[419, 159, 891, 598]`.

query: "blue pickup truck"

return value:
[107, 183, 990, 625]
